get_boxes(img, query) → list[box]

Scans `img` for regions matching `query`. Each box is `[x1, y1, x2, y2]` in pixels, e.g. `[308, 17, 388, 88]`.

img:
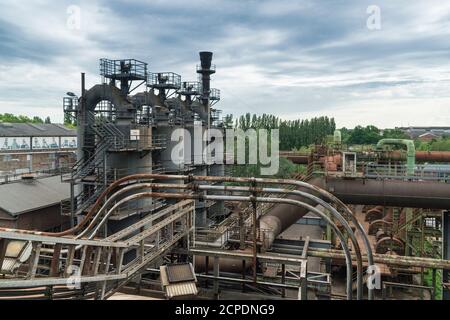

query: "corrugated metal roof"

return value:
[0, 176, 70, 215]
[1, 257, 21, 274]
[166, 282, 198, 298]
[166, 264, 196, 283]
[0, 123, 76, 137]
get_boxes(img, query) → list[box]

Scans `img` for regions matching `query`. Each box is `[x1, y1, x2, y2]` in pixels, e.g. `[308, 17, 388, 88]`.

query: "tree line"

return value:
[0, 113, 51, 124]
[223, 113, 336, 150]
[340, 125, 409, 145]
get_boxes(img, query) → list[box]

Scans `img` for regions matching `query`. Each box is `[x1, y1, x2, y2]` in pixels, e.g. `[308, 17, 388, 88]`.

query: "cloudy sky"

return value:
[1, 0, 450, 128]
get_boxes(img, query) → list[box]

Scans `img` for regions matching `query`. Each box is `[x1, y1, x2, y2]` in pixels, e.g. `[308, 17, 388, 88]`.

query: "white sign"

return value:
[0, 137, 31, 150]
[61, 137, 77, 149]
[32, 137, 60, 150]
[130, 129, 140, 141]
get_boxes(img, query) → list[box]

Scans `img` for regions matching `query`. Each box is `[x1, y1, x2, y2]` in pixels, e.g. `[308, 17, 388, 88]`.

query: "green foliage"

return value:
[342, 126, 409, 145]
[230, 157, 297, 179]
[424, 268, 442, 300]
[226, 113, 336, 150]
[0, 113, 44, 124]
[416, 137, 450, 152]
[346, 125, 380, 145]
[223, 114, 234, 129]
[382, 128, 409, 139]
[225, 112, 331, 178]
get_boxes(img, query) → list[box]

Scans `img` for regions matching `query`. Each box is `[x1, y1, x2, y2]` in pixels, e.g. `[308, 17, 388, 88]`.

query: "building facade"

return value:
[0, 123, 77, 180]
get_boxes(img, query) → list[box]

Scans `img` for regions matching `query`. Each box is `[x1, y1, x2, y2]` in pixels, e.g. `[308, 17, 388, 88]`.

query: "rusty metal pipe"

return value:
[383, 151, 450, 163]
[75, 176, 367, 298]
[68, 189, 354, 299]
[199, 184, 365, 299]
[143, 191, 355, 300]
[324, 178, 450, 209]
[0, 174, 373, 299]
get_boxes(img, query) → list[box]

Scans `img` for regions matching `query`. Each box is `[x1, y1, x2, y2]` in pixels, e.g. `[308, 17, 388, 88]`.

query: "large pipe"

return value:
[384, 150, 450, 163]
[323, 178, 450, 209]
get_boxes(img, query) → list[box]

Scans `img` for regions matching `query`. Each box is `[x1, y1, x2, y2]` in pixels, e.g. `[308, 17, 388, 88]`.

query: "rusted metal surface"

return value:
[307, 247, 450, 269]
[383, 150, 450, 163]
[365, 206, 384, 223]
[324, 177, 450, 209]
[375, 237, 405, 255]
[368, 219, 393, 236]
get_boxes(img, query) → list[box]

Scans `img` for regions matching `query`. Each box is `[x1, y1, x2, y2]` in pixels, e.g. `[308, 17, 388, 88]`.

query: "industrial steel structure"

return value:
[0, 52, 449, 300]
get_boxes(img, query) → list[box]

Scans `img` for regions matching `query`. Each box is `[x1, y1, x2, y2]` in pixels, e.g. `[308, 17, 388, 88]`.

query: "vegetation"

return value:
[416, 137, 450, 152]
[0, 113, 46, 124]
[225, 113, 336, 150]
[230, 156, 297, 180]
[340, 126, 409, 145]
[224, 113, 335, 178]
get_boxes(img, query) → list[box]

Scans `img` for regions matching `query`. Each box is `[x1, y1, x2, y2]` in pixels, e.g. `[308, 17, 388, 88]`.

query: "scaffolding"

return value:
[100, 58, 148, 82]
[148, 72, 181, 90]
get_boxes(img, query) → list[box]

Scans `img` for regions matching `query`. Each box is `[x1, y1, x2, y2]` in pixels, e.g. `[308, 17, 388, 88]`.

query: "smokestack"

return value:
[197, 51, 215, 106]
[199, 51, 213, 69]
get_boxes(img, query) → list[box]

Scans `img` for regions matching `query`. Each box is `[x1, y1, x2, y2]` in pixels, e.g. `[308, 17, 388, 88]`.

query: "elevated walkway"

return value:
[0, 200, 194, 300]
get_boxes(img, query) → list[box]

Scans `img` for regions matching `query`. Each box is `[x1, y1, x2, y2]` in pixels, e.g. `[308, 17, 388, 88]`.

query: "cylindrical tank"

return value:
[333, 129, 342, 144]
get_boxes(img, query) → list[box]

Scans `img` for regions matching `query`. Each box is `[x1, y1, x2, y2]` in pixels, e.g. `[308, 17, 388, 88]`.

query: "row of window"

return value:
[0, 136, 77, 151]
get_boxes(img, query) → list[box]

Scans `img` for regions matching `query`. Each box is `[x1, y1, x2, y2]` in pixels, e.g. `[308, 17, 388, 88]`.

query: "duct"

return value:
[377, 139, 416, 175]
[260, 179, 322, 234]
[323, 177, 450, 209]
[384, 150, 450, 163]
[194, 249, 253, 274]
[85, 84, 134, 116]
[80, 83, 135, 157]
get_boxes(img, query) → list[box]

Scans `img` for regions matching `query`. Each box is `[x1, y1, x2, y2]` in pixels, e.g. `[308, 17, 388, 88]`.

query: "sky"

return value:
[1, 0, 450, 128]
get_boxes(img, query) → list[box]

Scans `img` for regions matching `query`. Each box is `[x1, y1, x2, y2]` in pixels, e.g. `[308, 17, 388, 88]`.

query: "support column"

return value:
[213, 256, 219, 299]
[298, 260, 308, 300]
[443, 210, 450, 300]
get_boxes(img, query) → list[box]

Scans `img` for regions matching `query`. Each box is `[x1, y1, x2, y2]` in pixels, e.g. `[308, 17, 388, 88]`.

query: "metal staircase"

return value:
[61, 112, 126, 217]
